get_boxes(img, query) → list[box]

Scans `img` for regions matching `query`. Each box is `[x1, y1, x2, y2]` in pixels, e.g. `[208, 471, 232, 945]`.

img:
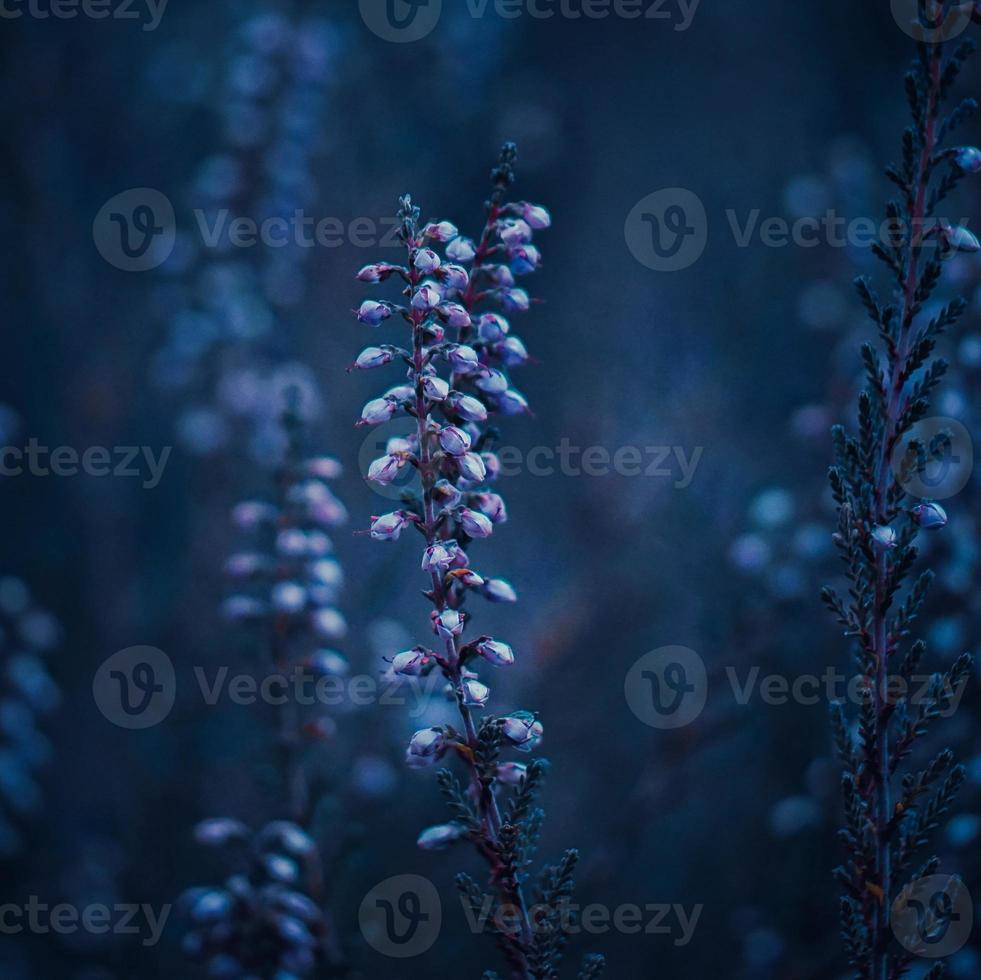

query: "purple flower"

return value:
[447, 344, 480, 374]
[871, 525, 898, 549]
[359, 397, 397, 426]
[472, 492, 507, 523]
[458, 508, 493, 538]
[912, 501, 948, 529]
[367, 454, 404, 485]
[423, 221, 459, 242]
[496, 761, 527, 785]
[433, 479, 463, 509]
[422, 375, 450, 402]
[370, 511, 413, 541]
[499, 218, 532, 245]
[354, 346, 394, 370]
[414, 248, 442, 274]
[422, 540, 459, 572]
[500, 712, 543, 752]
[433, 609, 465, 637]
[356, 300, 392, 326]
[475, 637, 514, 667]
[497, 389, 530, 416]
[509, 244, 541, 275]
[446, 236, 477, 262]
[271, 582, 307, 613]
[439, 303, 472, 328]
[522, 203, 552, 229]
[457, 452, 487, 484]
[391, 647, 431, 676]
[502, 288, 531, 313]
[476, 313, 510, 342]
[439, 425, 472, 456]
[357, 263, 401, 283]
[461, 677, 490, 707]
[406, 727, 446, 768]
[231, 501, 277, 530]
[447, 392, 488, 423]
[439, 264, 470, 290]
[411, 283, 442, 311]
[954, 146, 981, 173]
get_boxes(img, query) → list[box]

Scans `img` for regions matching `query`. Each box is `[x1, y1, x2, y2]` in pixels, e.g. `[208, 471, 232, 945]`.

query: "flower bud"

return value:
[411, 283, 442, 311]
[406, 727, 445, 767]
[439, 303, 472, 328]
[447, 567, 485, 589]
[912, 501, 948, 529]
[497, 337, 529, 367]
[472, 492, 507, 523]
[271, 582, 307, 613]
[446, 236, 477, 262]
[307, 650, 348, 676]
[481, 452, 501, 481]
[447, 344, 481, 373]
[417, 823, 464, 850]
[476, 369, 509, 395]
[509, 244, 541, 275]
[423, 221, 458, 242]
[359, 397, 396, 426]
[222, 595, 267, 621]
[391, 647, 431, 676]
[422, 540, 460, 572]
[193, 818, 249, 847]
[433, 609, 465, 637]
[486, 264, 515, 288]
[224, 552, 266, 578]
[357, 263, 400, 283]
[871, 525, 898, 549]
[305, 456, 343, 480]
[522, 203, 552, 229]
[500, 711, 543, 751]
[458, 508, 493, 538]
[954, 146, 981, 173]
[354, 346, 394, 370]
[503, 289, 530, 313]
[439, 264, 470, 290]
[367, 454, 403, 485]
[457, 452, 487, 484]
[496, 761, 527, 785]
[439, 425, 472, 456]
[432, 479, 463, 509]
[497, 388, 530, 416]
[447, 392, 488, 422]
[310, 559, 343, 587]
[477, 313, 510, 341]
[370, 511, 412, 541]
[938, 221, 981, 257]
[482, 578, 517, 603]
[422, 375, 450, 402]
[414, 248, 441, 274]
[499, 218, 532, 245]
[461, 677, 490, 707]
[356, 300, 392, 326]
[476, 637, 514, 667]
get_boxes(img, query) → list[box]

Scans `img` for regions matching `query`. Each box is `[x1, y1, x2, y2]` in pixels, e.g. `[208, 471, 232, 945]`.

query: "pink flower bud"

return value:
[447, 344, 480, 374]
[359, 397, 397, 426]
[355, 346, 394, 370]
[411, 283, 442, 311]
[448, 393, 488, 423]
[367, 454, 403, 485]
[417, 823, 464, 850]
[414, 248, 441, 274]
[458, 508, 493, 539]
[406, 727, 445, 768]
[499, 218, 532, 245]
[356, 300, 392, 326]
[422, 376, 450, 402]
[461, 677, 490, 707]
[477, 314, 510, 342]
[473, 492, 507, 523]
[482, 578, 517, 603]
[439, 425, 472, 456]
[503, 288, 531, 313]
[439, 264, 470, 290]
[500, 712, 543, 751]
[370, 511, 412, 541]
[457, 452, 487, 484]
[476, 637, 514, 667]
[446, 236, 476, 262]
[423, 221, 459, 242]
[522, 203, 552, 230]
[433, 609, 465, 637]
[391, 647, 431, 676]
[439, 303, 472, 328]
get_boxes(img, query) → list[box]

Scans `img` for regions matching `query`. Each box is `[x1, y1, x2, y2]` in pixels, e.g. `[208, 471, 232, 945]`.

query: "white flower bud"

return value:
[417, 823, 464, 850]
[423, 221, 458, 242]
[367, 454, 403, 485]
[497, 388, 530, 416]
[439, 303, 472, 328]
[461, 677, 490, 707]
[312, 607, 347, 640]
[500, 711, 543, 751]
[497, 336, 529, 367]
[482, 578, 517, 603]
[457, 452, 487, 484]
[871, 525, 898, 549]
[433, 479, 463, 509]
[448, 393, 488, 422]
[476, 369, 508, 395]
[414, 248, 441, 274]
[439, 425, 472, 456]
[477, 313, 510, 342]
[499, 218, 532, 244]
[433, 609, 465, 637]
[458, 508, 493, 538]
[355, 346, 394, 370]
[391, 647, 431, 676]
[271, 582, 307, 613]
[357, 263, 401, 283]
[356, 300, 392, 326]
[522, 203, 552, 229]
[439, 264, 470, 290]
[446, 236, 477, 262]
[422, 540, 459, 572]
[496, 761, 527, 785]
[447, 344, 480, 373]
[473, 492, 507, 523]
[422, 376, 450, 402]
[307, 650, 348, 676]
[476, 637, 514, 667]
[503, 288, 530, 313]
[359, 397, 396, 426]
[406, 727, 445, 768]
[411, 283, 442, 311]
[370, 511, 412, 541]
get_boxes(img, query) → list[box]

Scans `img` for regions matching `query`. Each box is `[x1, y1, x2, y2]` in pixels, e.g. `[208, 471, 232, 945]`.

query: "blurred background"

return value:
[2, 1, 981, 977]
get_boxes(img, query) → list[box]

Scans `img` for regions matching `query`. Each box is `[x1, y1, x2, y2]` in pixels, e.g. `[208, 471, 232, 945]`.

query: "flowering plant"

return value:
[823, 10, 979, 978]
[353, 145, 604, 979]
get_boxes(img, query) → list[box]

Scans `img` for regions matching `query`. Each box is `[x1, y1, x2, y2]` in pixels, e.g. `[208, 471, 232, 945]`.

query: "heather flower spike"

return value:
[823, 17, 977, 978]
[182, 390, 349, 977]
[352, 144, 604, 977]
